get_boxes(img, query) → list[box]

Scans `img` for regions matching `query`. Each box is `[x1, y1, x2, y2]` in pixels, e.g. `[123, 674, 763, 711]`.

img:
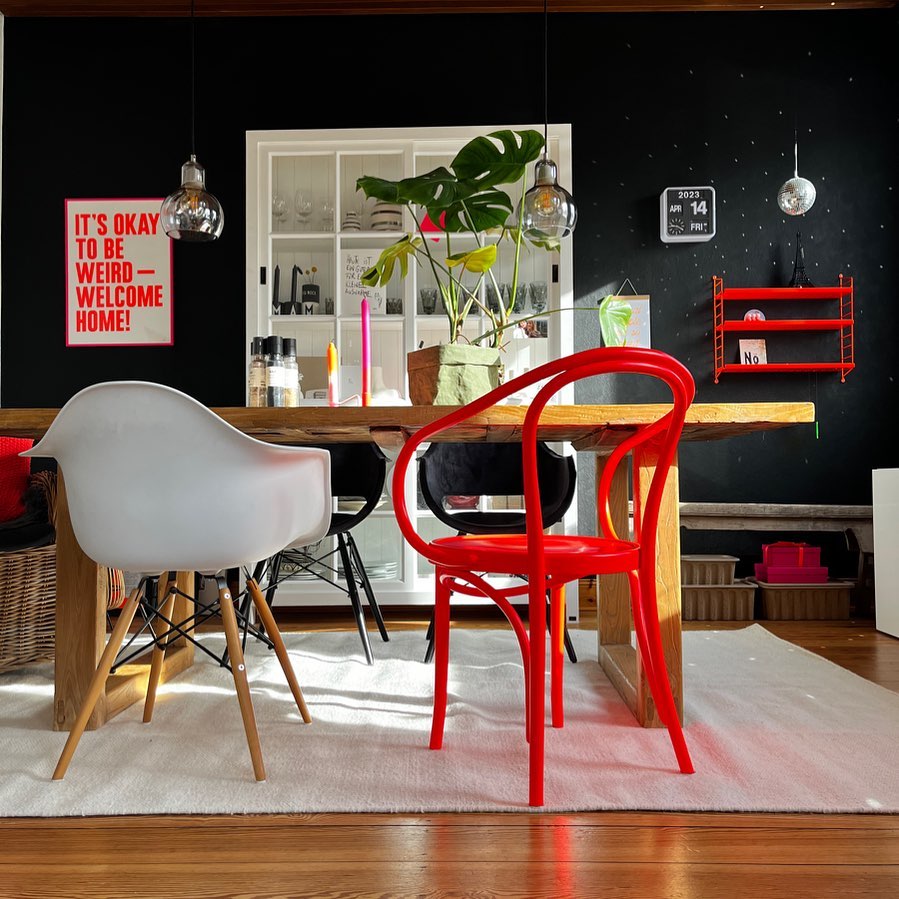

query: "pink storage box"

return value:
[754, 563, 828, 583]
[762, 542, 821, 568]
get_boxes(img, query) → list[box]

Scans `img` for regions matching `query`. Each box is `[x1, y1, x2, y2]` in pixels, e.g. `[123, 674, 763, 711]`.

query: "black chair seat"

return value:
[261, 443, 390, 664]
[327, 511, 365, 534]
[439, 510, 533, 534]
[419, 441, 578, 664]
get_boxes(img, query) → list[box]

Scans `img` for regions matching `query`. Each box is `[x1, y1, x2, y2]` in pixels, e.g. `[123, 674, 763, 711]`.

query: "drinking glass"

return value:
[294, 190, 313, 228]
[513, 283, 529, 314]
[530, 281, 548, 314]
[419, 287, 438, 315]
[271, 193, 289, 226]
[319, 199, 335, 232]
[485, 282, 501, 313]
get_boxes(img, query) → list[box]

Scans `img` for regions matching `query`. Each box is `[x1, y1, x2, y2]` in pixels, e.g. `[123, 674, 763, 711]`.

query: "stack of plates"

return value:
[337, 498, 386, 513]
[278, 560, 329, 581]
[370, 201, 403, 231]
[337, 560, 398, 580]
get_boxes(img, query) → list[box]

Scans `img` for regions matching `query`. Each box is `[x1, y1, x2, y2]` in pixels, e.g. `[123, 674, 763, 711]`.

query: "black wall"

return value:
[2, 10, 897, 514]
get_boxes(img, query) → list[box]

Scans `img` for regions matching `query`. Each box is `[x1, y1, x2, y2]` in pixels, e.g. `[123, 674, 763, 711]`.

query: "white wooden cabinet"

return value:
[245, 124, 576, 610]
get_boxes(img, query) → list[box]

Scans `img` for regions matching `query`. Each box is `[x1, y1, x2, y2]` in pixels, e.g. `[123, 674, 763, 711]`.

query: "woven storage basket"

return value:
[0, 542, 57, 672]
[0, 471, 57, 673]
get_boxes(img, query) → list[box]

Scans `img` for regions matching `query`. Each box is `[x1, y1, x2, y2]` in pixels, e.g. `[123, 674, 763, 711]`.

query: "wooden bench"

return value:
[678, 502, 874, 553]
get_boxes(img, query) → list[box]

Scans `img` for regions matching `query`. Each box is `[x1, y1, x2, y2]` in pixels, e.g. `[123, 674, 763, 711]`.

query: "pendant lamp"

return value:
[522, 0, 577, 241]
[777, 132, 816, 217]
[160, 0, 224, 242]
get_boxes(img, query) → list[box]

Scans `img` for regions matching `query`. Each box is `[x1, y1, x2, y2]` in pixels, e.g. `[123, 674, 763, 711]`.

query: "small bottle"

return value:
[282, 337, 303, 407]
[248, 336, 267, 407]
[264, 335, 285, 407]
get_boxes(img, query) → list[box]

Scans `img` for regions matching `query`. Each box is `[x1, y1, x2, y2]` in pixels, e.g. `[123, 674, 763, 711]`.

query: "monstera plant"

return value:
[356, 129, 630, 403]
[356, 129, 562, 348]
[357, 129, 632, 351]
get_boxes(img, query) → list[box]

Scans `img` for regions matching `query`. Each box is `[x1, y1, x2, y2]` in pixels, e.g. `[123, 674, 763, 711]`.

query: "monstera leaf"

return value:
[598, 296, 634, 347]
[445, 244, 497, 274]
[451, 130, 545, 189]
[356, 129, 543, 235]
[360, 236, 422, 288]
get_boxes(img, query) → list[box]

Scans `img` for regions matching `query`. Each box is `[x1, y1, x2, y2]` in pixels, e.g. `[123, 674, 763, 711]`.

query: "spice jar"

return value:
[282, 336, 302, 407]
[248, 336, 266, 407]
[264, 335, 285, 407]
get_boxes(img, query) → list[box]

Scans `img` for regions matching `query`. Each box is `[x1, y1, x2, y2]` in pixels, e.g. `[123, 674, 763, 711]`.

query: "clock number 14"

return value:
[691, 199, 708, 216]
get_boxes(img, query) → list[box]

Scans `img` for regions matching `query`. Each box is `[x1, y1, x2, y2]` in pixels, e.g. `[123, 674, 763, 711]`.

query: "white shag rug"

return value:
[1, 624, 897, 815]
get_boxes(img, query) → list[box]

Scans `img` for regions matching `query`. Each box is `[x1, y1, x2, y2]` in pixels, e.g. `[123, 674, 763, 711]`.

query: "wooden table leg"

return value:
[53, 473, 196, 732]
[53, 472, 109, 731]
[596, 450, 684, 728]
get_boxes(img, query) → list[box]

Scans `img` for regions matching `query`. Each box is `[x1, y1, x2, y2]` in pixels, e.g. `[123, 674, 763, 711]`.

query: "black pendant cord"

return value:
[190, 0, 197, 159]
[542, 0, 549, 153]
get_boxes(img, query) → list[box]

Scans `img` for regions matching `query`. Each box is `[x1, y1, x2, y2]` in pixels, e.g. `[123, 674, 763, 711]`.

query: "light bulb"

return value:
[522, 157, 577, 241]
[161, 155, 224, 242]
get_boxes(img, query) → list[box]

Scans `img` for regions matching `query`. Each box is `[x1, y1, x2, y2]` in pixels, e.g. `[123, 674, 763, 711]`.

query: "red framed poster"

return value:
[65, 198, 174, 346]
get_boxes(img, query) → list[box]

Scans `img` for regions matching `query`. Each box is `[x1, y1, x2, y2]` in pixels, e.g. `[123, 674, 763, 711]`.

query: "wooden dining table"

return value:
[0, 401, 814, 732]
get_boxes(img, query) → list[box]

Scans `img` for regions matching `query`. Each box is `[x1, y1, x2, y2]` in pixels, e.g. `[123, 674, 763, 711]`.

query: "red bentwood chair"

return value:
[392, 346, 696, 807]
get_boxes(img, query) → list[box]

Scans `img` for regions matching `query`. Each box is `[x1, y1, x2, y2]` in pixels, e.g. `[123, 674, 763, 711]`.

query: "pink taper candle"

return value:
[327, 341, 339, 407]
[361, 296, 372, 406]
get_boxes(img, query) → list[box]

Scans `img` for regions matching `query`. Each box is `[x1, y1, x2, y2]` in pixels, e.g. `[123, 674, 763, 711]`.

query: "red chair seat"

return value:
[432, 533, 639, 582]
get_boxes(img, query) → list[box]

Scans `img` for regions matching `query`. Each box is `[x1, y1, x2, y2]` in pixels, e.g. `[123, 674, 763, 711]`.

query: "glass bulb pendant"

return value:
[161, 155, 224, 241]
[522, 156, 577, 241]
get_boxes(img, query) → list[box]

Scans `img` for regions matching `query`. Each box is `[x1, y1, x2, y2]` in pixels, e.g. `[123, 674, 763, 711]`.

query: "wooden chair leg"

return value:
[629, 572, 694, 775]
[143, 573, 177, 723]
[246, 577, 312, 724]
[528, 579, 547, 808]
[550, 584, 565, 729]
[216, 577, 266, 782]
[53, 586, 143, 780]
[429, 571, 452, 751]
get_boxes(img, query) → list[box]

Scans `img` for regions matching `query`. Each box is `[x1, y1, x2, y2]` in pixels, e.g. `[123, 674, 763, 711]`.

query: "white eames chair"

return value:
[23, 381, 331, 782]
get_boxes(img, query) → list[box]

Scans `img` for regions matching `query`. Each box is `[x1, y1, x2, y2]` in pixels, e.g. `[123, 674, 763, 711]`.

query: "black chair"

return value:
[261, 443, 390, 665]
[417, 441, 578, 663]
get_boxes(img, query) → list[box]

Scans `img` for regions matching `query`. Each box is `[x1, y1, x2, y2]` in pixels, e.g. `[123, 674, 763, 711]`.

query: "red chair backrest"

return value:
[392, 347, 695, 585]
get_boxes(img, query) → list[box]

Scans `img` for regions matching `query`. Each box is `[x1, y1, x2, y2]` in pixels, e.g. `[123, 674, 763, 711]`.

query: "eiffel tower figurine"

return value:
[789, 230, 814, 287]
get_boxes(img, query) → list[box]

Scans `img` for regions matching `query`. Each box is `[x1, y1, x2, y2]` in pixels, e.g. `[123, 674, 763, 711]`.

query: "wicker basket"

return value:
[0, 471, 58, 673]
[0, 542, 57, 672]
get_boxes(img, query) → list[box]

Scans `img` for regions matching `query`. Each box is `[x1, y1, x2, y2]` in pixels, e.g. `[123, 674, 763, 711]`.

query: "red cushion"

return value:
[0, 437, 34, 522]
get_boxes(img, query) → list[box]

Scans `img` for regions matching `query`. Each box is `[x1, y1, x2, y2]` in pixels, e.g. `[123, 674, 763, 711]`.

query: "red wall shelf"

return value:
[715, 286, 852, 301]
[719, 319, 853, 332]
[713, 275, 855, 383]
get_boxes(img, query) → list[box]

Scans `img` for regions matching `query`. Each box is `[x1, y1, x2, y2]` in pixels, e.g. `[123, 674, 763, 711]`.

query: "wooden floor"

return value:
[2, 611, 898, 899]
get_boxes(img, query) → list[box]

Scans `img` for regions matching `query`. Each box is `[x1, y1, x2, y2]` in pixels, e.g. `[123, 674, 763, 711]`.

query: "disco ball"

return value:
[777, 176, 816, 216]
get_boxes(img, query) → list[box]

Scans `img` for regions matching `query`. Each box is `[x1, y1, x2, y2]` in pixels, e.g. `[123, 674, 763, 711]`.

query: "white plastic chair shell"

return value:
[22, 381, 331, 573]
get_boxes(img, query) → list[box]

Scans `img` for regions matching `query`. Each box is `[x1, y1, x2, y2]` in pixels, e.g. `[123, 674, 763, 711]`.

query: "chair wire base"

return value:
[264, 531, 389, 665]
[111, 572, 275, 675]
